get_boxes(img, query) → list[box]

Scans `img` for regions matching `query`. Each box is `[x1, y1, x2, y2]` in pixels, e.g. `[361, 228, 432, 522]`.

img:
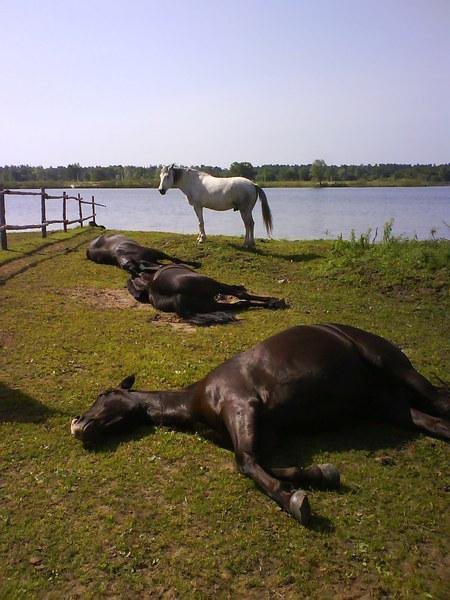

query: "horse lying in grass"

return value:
[86, 234, 201, 275]
[126, 264, 287, 324]
[158, 165, 273, 248]
[71, 323, 450, 525]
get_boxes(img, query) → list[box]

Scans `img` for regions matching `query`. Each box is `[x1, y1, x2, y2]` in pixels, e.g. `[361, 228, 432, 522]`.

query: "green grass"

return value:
[319, 223, 450, 295]
[1, 229, 449, 598]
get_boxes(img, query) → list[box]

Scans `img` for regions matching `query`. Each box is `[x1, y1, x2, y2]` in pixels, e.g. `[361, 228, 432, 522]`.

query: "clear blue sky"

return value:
[1, 0, 449, 167]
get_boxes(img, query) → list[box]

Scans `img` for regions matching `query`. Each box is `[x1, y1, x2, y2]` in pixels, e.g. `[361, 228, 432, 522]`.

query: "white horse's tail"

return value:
[255, 185, 273, 237]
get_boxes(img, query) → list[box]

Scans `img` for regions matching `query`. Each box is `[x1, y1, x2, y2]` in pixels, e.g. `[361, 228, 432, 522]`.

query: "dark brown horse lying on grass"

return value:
[71, 323, 449, 525]
[126, 264, 287, 324]
[86, 234, 201, 275]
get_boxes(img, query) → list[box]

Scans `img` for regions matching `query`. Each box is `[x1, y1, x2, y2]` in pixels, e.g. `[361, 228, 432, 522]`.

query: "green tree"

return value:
[310, 159, 327, 185]
[298, 165, 311, 181]
[229, 162, 256, 180]
[67, 163, 82, 182]
[259, 166, 277, 181]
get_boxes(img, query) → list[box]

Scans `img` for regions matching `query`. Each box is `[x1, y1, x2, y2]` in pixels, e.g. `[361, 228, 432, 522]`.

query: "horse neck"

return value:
[175, 168, 200, 197]
[131, 385, 198, 427]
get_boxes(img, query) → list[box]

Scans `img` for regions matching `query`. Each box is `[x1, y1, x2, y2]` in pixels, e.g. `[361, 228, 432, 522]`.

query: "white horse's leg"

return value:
[240, 209, 255, 248]
[193, 204, 206, 244]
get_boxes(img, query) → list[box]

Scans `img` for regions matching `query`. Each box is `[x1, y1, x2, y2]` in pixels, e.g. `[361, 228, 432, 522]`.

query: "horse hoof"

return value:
[318, 463, 341, 490]
[289, 491, 311, 525]
[268, 299, 287, 309]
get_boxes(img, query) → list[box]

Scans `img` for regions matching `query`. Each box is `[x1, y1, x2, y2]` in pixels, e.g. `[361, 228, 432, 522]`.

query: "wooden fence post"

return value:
[91, 195, 97, 225]
[41, 187, 47, 238]
[78, 193, 83, 227]
[0, 188, 7, 250]
[63, 191, 68, 232]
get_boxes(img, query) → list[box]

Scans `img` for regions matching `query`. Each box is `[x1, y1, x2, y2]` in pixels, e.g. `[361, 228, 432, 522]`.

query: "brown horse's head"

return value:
[71, 375, 147, 442]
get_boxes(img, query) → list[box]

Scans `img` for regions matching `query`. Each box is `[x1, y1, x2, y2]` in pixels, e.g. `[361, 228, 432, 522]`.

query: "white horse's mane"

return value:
[171, 166, 208, 177]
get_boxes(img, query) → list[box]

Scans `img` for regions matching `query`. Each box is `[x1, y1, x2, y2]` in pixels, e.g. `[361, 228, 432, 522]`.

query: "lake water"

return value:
[3, 186, 450, 241]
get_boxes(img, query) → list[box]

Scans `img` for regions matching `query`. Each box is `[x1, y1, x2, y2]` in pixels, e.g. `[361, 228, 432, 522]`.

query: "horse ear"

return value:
[119, 374, 135, 390]
[170, 163, 175, 170]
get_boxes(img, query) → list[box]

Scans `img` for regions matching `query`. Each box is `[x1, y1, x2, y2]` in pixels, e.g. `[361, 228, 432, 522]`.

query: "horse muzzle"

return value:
[71, 416, 98, 441]
[159, 189, 166, 195]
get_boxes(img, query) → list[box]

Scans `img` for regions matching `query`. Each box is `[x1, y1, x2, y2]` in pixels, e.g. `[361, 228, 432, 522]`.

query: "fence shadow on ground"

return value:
[0, 229, 100, 285]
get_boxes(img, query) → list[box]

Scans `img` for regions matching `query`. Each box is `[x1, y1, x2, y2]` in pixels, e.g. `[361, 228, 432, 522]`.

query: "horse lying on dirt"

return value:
[126, 263, 287, 323]
[71, 323, 450, 525]
[86, 234, 201, 275]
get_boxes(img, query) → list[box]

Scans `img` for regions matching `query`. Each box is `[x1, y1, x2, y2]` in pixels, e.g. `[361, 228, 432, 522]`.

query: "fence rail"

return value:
[0, 188, 106, 250]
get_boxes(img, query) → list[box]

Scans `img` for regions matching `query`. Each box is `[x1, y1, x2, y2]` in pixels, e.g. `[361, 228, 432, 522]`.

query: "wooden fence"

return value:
[0, 188, 105, 250]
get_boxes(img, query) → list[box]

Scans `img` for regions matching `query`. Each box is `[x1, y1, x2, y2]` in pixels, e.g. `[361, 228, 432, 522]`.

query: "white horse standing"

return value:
[158, 165, 273, 248]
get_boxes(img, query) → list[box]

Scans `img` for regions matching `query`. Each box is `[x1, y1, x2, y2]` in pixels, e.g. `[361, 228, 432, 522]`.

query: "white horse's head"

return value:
[158, 164, 176, 195]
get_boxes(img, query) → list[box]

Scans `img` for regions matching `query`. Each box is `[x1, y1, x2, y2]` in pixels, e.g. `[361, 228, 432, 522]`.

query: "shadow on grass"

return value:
[79, 418, 418, 472]
[308, 513, 335, 533]
[82, 423, 156, 454]
[0, 229, 99, 285]
[0, 382, 56, 423]
[261, 421, 418, 470]
[227, 242, 321, 263]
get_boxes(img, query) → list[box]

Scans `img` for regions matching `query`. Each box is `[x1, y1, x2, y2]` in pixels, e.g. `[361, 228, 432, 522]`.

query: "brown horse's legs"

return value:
[223, 399, 311, 525]
[218, 284, 286, 309]
[213, 299, 266, 311]
[238, 292, 286, 308]
[382, 392, 450, 441]
[409, 408, 450, 440]
[402, 369, 450, 419]
[270, 464, 341, 490]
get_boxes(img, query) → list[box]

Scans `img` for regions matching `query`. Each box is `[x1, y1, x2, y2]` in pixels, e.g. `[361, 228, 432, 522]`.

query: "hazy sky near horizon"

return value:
[1, 0, 449, 167]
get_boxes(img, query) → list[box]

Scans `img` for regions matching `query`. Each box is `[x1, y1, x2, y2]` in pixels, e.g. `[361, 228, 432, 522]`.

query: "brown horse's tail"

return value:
[255, 185, 273, 237]
[187, 312, 238, 325]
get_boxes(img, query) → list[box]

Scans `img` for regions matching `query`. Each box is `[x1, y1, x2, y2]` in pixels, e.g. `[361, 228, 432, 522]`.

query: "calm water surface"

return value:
[4, 186, 450, 240]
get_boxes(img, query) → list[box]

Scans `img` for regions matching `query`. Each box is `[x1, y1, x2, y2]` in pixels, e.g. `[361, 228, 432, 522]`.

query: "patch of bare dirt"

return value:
[66, 287, 198, 331]
[66, 286, 148, 310]
[0, 330, 15, 350]
[381, 282, 448, 300]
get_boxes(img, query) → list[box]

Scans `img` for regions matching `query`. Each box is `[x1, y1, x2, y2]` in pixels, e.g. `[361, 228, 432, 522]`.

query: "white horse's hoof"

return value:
[289, 490, 311, 525]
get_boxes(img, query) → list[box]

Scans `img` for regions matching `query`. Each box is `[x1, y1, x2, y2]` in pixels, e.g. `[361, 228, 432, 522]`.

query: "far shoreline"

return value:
[2, 179, 450, 190]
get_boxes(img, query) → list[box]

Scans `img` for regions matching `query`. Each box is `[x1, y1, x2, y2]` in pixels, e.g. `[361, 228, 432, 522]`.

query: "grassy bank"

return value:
[1, 229, 449, 598]
[256, 178, 449, 188]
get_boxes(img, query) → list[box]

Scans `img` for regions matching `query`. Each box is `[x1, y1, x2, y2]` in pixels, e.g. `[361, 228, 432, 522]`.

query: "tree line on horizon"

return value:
[1, 160, 449, 187]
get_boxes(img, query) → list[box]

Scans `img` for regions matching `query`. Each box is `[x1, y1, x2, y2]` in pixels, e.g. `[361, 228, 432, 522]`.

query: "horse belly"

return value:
[201, 193, 234, 211]
[263, 374, 368, 432]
